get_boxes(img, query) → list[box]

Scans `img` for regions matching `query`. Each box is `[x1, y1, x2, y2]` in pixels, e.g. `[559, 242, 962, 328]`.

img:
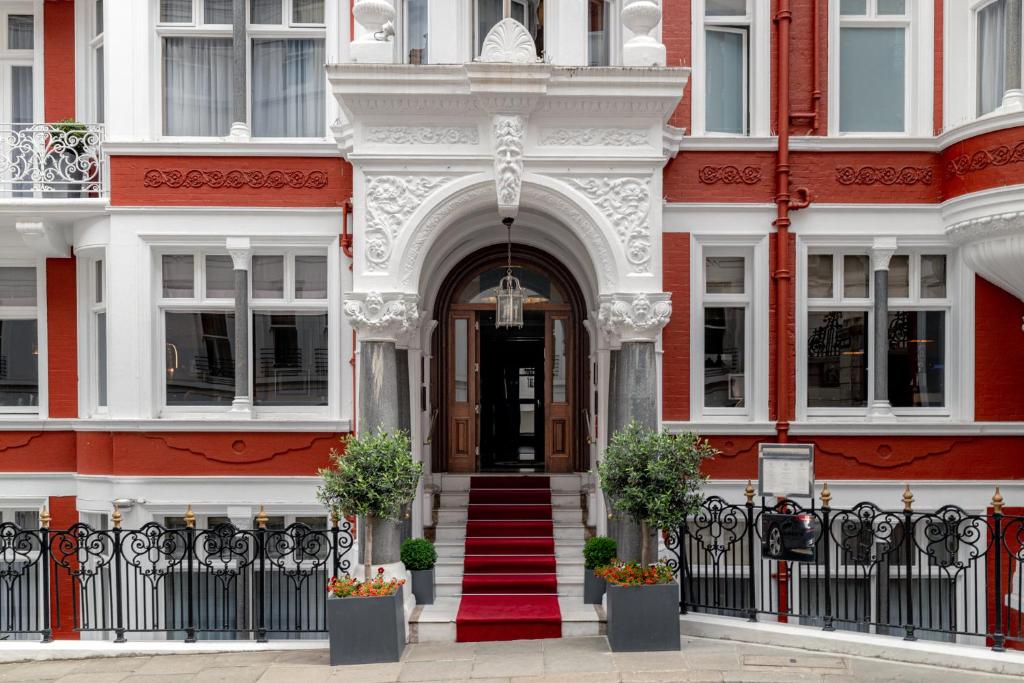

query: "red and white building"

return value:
[0, 0, 1023, 640]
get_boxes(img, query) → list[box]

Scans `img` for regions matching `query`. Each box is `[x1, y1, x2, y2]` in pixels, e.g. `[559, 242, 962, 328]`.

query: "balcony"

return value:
[0, 122, 105, 200]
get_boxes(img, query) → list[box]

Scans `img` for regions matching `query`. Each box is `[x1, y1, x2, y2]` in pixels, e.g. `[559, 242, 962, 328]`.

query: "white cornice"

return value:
[790, 421, 1024, 436]
[102, 140, 342, 157]
[0, 418, 352, 432]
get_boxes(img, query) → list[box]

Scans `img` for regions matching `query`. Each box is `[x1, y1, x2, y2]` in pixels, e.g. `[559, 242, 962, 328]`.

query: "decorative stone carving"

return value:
[947, 210, 1024, 245]
[478, 18, 539, 64]
[539, 128, 649, 147]
[143, 169, 328, 189]
[836, 166, 933, 186]
[366, 126, 479, 145]
[568, 177, 651, 272]
[698, 166, 762, 185]
[344, 292, 420, 341]
[945, 140, 1024, 179]
[352, 0, 395, 37]
[599, 293, 672, 345]
[493, 115, 526, 220]
[621, 0, 666, 67]
[364, 175, 452, 270]
[870, 237, 898, 272]
[947, 211, 1024, 303]
[225, 237, 252, 271]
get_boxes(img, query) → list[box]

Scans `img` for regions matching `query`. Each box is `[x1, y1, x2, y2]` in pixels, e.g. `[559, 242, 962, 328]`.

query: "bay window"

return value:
[160, 251, 329, 413]
[0, 266, 38, 412]
[476, 0, 544, 57]
[837, 0, 909, 133]
[976, 0, 1023, 116]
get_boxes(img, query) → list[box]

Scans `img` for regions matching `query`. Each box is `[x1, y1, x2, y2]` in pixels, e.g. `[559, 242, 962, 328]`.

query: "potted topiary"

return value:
[401, 537, 437, 605]
[582, 536, 616, 604]
[317, 428, 422, 665]
[597, 420, 716, 652]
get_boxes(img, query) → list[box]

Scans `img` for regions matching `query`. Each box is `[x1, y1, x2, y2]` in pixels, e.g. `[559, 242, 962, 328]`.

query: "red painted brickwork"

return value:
[941, 126, 1024, 200]
[46, 258, 78, 418]
[975, 276, 1024, 422]
[48, 495, 78, 640]
[0, 432, 76, 472]
[43, 0, 76, 121]
[662, 0, 691, 132]
[664, 151, 776, 203]
[110, 156, 352, 208]
[772, 0, 830, 136]
[662, 232, 690, 421]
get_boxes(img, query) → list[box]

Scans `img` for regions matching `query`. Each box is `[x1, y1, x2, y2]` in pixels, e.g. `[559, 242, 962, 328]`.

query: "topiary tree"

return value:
[583, 536, 617, 571]
[598, 420, 717, 567]
[317, 428, 422, 580]
[400, 538, 437, 571]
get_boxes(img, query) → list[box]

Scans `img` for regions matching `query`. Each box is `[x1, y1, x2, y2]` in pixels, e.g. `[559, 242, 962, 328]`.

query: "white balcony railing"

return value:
[0, 122, 105, 199]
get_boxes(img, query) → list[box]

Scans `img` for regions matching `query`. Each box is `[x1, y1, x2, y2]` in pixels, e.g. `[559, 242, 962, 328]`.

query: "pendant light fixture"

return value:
[495, 217, 524, 329]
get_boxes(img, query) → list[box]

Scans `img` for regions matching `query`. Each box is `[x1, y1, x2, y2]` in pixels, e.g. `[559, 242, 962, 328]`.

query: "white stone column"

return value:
[350, 0, 397, 64]
[621, 0, 666, 67]
[868, 238, 897, 422]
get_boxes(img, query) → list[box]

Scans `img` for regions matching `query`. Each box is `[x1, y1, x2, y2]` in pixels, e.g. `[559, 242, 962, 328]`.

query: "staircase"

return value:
[423, 473, 592, 642]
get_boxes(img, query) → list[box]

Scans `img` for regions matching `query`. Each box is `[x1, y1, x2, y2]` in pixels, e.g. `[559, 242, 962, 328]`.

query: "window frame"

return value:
[0, 2, 43, 125]
[692, 0, 770, 137]
[155, 246, 334, 419]
[154, 0, 329, 140]
[971, 0, 1024, 118]
[797, 244, 956, 421]
[690, 236, 769, 423]
[829, 0, 933, 137]
[90, 257, 108, 414]
[0, 261, 46, 417]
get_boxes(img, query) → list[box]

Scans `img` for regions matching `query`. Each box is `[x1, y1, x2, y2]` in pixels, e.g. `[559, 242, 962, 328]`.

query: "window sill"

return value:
[790, 421, 1024, 436]
[662, 421, 776, 435]
[102, 139, 339, 157]
[0, 417, 352, 432]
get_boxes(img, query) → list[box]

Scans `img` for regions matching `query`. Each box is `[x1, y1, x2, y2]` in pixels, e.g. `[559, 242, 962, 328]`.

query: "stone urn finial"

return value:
[351, 0, 397, 63]
[621, 0, 666, 67]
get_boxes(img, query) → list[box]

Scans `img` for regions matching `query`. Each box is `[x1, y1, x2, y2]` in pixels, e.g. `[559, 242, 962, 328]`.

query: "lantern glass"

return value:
[495, 272, 524, 328]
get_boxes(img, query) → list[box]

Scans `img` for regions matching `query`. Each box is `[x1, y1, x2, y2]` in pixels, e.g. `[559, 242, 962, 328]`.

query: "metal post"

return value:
[902, 485, 916, 641]
[227, 238, 251, 415]
[821, 483, 834, 632]
[745, 482, 757, 622]
[39, 505, 52, 643]
[678, 524, 687, 615]
[184, 505, 197, 644]
[256, 505, 268, 643]
[868, 241, 896, 420]
[331, 512, 340, 579]
[992, 487, 1006, 652]
[112, 505, 126, 643]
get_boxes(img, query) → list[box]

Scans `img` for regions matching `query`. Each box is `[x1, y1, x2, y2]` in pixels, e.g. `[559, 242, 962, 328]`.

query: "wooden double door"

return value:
[446, 304, 575, 473]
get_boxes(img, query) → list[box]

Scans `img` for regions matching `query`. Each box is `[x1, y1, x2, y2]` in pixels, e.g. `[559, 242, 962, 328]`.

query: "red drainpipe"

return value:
[774, 0, 811, 444]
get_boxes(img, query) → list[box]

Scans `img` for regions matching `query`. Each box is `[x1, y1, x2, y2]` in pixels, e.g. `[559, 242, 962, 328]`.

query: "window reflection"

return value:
[807, 311, 868, 408]
[165, 312, 235, 405]
[253, 312, 328, 406]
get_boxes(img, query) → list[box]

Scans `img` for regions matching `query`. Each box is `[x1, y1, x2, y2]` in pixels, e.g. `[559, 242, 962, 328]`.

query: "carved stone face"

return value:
[632, 295, 651, 323]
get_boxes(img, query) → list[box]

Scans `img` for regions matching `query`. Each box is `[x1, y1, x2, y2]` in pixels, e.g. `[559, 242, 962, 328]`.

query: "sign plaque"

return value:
[758, 444, 814, 499]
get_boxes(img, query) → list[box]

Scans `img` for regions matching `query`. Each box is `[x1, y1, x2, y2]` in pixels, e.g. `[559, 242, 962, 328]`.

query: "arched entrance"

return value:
[432, 244, 589, 474]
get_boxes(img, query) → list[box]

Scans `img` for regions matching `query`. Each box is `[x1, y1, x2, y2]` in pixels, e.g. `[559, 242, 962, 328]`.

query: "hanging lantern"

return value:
[495, 217, 524, 329]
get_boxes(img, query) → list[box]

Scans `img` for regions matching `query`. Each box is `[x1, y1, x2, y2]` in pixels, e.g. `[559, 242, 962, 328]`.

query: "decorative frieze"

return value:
[568, 177, 652, 273]
[945, 140, 1024, 179]
[143, 169, 328, 189]
[365, 126, 479, 145]
[539, 128, 649, 147]
[364, 175, 452, 271]
[598, 292, 672, 346]
[836, 166, 933, 186]
[698, 165, 762, 185]
[493, 115, 526, 220]
[344, 292, 420, 342]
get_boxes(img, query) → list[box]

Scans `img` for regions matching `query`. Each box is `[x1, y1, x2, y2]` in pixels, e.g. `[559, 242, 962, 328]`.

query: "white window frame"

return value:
[153, 0, 329, 140]
[797, 242, 959, 422]
[970, 0, 1024, 119]
[75, 0, 105, 124]
[77, 250, 108, 418]
[399, 0, 430, 65]
[829, 0, 933, 137]
[0, 261, 46, 417]
[586, 0, 619, 67]
[155, 245, 336, 419]
[0, 2, 44, 125]
[690, 235, 769, 423]
[692, 0, 771, 137]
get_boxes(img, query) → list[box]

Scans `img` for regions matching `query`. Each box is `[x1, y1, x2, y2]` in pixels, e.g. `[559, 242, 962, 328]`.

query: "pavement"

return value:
[0, 635, 1017, 682]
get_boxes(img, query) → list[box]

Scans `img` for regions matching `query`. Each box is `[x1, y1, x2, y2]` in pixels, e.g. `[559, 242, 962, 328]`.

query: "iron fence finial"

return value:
[902, 484, 914, 512]
[821, 482, 832, 507]
[40, 504, 50, 528]
[992, 487, 1004, 515]
[256, 505, 268, 529]
[184, 505, 196, 529]
[112, 504, 122, 529]
[745, 480, 755, 504]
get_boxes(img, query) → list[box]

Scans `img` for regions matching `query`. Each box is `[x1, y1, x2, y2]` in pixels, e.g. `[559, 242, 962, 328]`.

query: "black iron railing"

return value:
[0, 509, 354, 642]
[665, 485, 1024, 651]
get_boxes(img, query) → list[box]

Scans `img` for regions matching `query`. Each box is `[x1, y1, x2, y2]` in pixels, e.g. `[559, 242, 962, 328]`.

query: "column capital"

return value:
[345, 291, 420, 342]
[870, 237, 898, 271]
[226, 237, 252, 270]
[598, 292, 672, 347]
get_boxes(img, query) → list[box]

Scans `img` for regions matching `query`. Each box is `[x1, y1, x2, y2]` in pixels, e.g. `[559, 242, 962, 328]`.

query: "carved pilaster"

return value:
[344, 291, 420, 342]
[493, 115, 526, 221]
[598, 292, 672, 347]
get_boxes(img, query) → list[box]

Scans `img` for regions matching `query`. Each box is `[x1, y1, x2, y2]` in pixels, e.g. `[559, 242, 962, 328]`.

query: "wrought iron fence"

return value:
[0, 123, 105, 198]
[665, 484, 1024, 651]
[0, 507, 354, 642]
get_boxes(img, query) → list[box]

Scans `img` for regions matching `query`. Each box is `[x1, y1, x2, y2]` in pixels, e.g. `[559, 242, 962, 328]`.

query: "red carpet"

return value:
[455, 476, 562, 642]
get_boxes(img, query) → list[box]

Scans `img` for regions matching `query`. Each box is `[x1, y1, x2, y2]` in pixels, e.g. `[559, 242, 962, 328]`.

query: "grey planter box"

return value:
[583, 570, 605, 604]
[605, 582, 680, 652]
[410, 568, 435, 605]
[327, 586, 406, 665]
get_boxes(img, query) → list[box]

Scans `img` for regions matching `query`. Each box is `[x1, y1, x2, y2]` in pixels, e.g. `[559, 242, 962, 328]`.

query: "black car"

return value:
[761, 511, 820, 562]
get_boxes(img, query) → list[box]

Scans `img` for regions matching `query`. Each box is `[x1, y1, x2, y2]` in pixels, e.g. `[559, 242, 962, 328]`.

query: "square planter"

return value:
[605, 582, 680, 652]
[583, 570, 606, 604]
[410, 568, 435, 605]
[327, 586, 406, 665]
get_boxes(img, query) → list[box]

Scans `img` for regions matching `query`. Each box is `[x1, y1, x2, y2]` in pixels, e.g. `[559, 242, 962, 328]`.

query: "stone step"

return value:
[435, 563, 584, 581]
[435, 576, 584, 598]
[437, 507, 583, 525]
[435, 524, 586, 542]
[434, 540, 585, 560]
[410, 597, 603, 643]
[439, 492, 582, 508]
[436, 473, 586, 494]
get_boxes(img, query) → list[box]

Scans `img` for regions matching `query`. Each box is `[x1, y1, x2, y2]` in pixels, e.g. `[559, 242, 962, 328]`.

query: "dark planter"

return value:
[370, 518, 404, 564]
[327, 586, 406, 665]
[583, 570, 606, 604]
[605, 582, 680, 652]
[410, 568, 435, 605]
